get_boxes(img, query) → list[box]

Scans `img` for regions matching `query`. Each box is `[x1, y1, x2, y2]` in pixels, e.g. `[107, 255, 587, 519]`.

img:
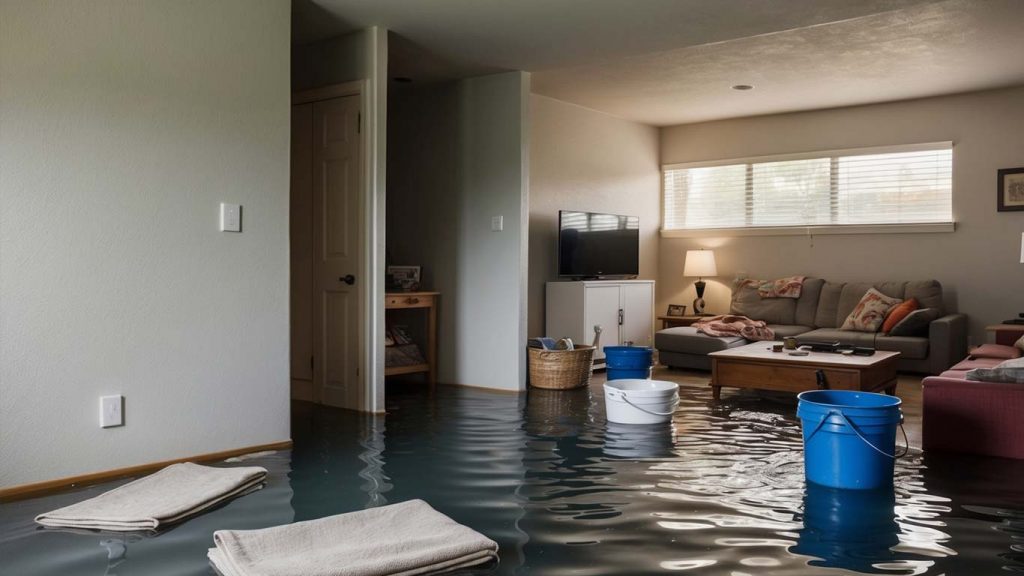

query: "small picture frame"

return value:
[666, 304, 687, 317]
[998, 167, 1024, 212]
[387, 265, 421, 292]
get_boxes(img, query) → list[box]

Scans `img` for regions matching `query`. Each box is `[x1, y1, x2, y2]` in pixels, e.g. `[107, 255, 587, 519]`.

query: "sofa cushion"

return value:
[814, 282, 845, 328]
[939, 369, 968, 379]
[950, 357, 1005, 371]
[795, 328, 877, 348]
[889, 308, 941, 337]
[655, 327, 746, 355]
[966, 357, 1024, 384]
[767, 325, 815, 339]
[875, 335, 928, 359]
[794, 278, 825, 327]
[874, 282, 907, 300]
[1017, 334, 1024, 351]
[969, 344, 1022, 360]
[730, 282, 796, 325]
[904, 280, 944, 314]
[840, 288, 902, 332]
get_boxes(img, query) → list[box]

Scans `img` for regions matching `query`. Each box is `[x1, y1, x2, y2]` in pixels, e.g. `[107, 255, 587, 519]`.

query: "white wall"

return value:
[0, 0, 292, 488]
[293, 28, 389, 412]
[387, 72, 530, 391]
[528, 95, 661, 337]
[658, 86, 1024, 345]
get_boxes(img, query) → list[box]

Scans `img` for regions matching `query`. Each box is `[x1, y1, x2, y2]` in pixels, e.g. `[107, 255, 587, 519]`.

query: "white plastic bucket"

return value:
[603, 379, 679, 425]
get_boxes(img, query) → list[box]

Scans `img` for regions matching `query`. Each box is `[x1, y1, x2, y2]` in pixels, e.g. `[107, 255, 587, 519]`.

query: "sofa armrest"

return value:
[927, 314, 967, 375]
[922, 376, 1024, 458]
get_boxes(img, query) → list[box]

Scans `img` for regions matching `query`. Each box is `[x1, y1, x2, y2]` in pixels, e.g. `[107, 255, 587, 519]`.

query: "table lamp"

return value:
[684, 249, 717, 314]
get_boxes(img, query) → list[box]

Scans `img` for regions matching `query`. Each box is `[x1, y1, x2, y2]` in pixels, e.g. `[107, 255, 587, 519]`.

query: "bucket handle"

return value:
[807, 409, 908, 459]
[619, 394, 679, 417]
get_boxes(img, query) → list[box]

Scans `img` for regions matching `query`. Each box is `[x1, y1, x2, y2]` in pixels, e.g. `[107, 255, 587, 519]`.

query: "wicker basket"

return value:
[528, 344, 595, 390]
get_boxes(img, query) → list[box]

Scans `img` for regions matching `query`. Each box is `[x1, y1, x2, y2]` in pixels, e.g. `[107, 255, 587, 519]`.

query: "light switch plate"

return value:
[491, 215, 503, 231]
[100, 395, 124, 428]
[220, 203, 242, 232]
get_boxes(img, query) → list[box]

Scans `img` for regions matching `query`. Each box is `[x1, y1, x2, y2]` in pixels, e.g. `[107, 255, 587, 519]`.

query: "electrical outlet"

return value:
[100, 395, 124, 428]
[219, 203, 242, 232]
[491, 215, 503, 231]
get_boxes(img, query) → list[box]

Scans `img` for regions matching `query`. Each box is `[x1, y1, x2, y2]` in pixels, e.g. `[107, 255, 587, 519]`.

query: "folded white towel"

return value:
[208, 499, 499, 576]
[35, 462, 267, 531]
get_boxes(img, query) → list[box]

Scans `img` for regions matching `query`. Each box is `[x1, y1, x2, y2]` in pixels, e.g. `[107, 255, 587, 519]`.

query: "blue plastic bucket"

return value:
[604, 346, 653, 381]
[797, 390, 903, 490]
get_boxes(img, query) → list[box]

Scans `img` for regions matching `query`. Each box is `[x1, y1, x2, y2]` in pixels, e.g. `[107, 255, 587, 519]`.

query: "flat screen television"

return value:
[558, 210, 639, 278]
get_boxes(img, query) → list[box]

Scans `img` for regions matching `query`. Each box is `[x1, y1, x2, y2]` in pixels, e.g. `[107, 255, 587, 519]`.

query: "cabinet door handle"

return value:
[618, 308, 624, 326]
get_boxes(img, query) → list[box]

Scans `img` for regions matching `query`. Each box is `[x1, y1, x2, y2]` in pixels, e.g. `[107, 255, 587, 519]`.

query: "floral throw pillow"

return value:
[840, 288, 902, 332]
[1016, 334, 1024, 352]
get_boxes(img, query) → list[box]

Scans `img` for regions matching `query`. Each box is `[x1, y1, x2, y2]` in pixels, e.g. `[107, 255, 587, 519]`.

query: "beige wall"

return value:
[659, 86, 1024, 345]
[0, 0, 291, 487]
[528, 95, 661, 337]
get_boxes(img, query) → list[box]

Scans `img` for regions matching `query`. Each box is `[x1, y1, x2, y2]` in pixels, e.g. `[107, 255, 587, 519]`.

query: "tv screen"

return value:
[558, 210, 639, 278]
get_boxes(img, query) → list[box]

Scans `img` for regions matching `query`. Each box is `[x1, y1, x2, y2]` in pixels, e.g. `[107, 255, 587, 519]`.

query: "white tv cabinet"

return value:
[545, 280, 655, 365]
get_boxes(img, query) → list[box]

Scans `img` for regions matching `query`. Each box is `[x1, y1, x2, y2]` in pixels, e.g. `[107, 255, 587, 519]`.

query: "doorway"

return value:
[291, 84, 366, 411]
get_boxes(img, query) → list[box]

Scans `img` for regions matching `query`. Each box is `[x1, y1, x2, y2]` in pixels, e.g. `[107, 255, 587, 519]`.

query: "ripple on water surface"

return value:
[1, 383, 1022, 575]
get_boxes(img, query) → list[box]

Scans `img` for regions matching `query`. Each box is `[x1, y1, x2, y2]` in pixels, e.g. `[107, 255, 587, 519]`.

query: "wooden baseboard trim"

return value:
[0, 440, 293, 503]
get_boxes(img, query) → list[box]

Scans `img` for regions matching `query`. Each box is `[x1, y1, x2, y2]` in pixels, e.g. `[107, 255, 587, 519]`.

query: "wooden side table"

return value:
[385, 292, 439, 387]
[657, 315, 709, 329]
[986, 324, 1024, 346]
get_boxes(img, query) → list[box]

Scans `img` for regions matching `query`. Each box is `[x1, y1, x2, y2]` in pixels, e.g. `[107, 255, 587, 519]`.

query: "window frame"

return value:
[661, 141, 955, 238]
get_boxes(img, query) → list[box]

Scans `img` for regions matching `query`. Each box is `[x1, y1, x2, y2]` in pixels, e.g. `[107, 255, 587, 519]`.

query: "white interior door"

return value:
[620, 283, 654, 348]
[585, 284, 621, 362]
[312, 95, 363, 410]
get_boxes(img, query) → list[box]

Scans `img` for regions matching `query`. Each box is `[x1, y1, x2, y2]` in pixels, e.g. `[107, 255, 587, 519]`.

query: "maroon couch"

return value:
[922, 343, 1024, 459]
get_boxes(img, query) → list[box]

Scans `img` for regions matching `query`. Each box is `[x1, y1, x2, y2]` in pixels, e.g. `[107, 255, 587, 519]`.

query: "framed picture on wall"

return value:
[998, 167, 1024, 212]
[666, 304, 687, 317]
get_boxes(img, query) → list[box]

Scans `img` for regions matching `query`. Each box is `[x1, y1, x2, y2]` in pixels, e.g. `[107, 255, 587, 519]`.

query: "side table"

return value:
[986, 324, 1024, 347]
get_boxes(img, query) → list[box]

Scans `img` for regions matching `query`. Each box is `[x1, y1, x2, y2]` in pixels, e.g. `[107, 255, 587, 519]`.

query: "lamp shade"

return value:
[683, 250, 717, 277]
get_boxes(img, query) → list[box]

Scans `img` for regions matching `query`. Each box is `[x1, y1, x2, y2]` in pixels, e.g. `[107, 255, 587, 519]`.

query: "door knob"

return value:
[340, 274, 356, 285]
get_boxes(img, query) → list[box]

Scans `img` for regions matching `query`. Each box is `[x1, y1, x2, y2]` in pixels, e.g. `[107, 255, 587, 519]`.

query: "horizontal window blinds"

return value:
[663, 145, 952, 230]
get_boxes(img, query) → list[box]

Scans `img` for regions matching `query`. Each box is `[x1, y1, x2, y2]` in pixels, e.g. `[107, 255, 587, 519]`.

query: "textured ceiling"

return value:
[532, 0, 1024, 125]
[293, 0, 1024, 125]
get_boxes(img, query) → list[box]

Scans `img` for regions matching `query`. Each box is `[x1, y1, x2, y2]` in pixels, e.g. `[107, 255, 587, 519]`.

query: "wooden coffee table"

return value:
[708, 342, 900, 400]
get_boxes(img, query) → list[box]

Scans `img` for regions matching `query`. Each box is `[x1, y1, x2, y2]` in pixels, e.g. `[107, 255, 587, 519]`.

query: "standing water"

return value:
[1, 382, 1021, 575]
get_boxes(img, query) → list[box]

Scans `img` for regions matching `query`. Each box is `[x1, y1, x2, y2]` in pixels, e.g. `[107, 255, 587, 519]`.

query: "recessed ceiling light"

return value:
[731, 84, 754, 91]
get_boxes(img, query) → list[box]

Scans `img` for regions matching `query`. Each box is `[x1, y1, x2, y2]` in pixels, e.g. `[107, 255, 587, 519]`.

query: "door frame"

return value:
[293, 79, 384, 413]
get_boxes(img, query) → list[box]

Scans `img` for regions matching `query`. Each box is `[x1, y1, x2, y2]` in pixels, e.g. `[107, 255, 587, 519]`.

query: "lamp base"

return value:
[692, 297, 706, 314]
[693, 279, 708, 314]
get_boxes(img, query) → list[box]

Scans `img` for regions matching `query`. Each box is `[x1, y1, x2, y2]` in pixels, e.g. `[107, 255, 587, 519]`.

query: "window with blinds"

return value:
[662, 143, 953, 232]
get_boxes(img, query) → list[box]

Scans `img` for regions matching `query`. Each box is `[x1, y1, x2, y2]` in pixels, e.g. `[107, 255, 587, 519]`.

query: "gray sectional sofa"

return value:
[656, 279, 967, 375]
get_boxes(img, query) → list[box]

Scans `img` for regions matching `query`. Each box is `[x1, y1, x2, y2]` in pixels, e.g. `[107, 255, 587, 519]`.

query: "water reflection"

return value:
[792, 484, 901, 573]
[1, 383, 1022, 575]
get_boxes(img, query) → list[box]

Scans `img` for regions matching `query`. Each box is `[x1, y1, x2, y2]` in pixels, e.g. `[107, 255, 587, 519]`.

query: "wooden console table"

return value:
[385, 292, 439, 386]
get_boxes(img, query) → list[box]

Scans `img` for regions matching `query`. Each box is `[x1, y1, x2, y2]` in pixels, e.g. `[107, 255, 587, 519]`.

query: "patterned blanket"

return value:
[694, 314, 776, 342]
[740, 276, 806, 299]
